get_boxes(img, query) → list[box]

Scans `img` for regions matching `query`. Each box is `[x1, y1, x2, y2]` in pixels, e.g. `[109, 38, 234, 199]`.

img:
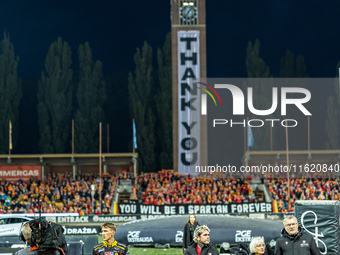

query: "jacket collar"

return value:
[103, 240, 117, 247]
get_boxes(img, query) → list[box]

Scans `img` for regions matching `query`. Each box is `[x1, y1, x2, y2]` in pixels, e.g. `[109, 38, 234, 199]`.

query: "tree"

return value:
[279, 50, 309, 150]
[155, 32, 172, 169]
[128, 42, 156, 171]
[74, 42, 106, 153]
[246, 39, 270, 78]
[37, 37, 73, 153]
[0, 33, 21, 153]
[325, 96, 338, 149]
[279, 50, 308, 78]
[245, 39, 275, 150]
[325, 62, 340, 149]
[295, 55, 308, 78]
[279, 50, 295, 78]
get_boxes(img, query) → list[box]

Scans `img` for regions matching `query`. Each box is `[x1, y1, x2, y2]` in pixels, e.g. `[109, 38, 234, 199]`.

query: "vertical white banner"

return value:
[177, 31, 200, 174]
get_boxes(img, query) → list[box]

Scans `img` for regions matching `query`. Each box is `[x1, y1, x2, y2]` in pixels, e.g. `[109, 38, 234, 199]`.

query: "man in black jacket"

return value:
[274, 215, 321, 255]
[184, 225, 219, 255]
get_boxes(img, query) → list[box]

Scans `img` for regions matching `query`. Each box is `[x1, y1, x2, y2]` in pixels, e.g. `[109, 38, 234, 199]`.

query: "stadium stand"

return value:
[0, 169, 339, 214]
[0, 172, 134, 214]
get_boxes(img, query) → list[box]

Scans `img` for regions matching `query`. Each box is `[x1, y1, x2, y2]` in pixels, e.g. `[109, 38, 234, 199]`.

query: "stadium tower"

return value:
[171, 0, 207, 174]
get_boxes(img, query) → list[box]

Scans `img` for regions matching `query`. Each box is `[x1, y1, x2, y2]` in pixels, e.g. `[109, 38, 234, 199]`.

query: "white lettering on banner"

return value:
[175, 231, 183, 243]
[0, 170, 39, 177]
[139, 205, 162, 215]
[58, 216, 89, 223]
[119, 204, 137, 214]
[92, 215, 137, 222]
[65, 227, 98, 235]
[301, 211, 327, 255]
[117, 203, 272, 216]
[57, 215, 136, 223]
[178, 30, 200, 174]
[127, 231, 153, 243]
[164, 206, 176, 215]
[235, 230, 264, 243]
[179, 206, 185, 214]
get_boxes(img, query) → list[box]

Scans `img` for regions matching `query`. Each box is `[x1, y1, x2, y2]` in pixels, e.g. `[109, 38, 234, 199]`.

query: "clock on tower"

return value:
[179, 0, 198, 25]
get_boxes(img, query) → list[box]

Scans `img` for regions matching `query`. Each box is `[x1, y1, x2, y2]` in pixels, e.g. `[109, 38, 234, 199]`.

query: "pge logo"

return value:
[235, 230, 252, 242]
[175, 231, 183, 243]
[127, 231, 140, 238]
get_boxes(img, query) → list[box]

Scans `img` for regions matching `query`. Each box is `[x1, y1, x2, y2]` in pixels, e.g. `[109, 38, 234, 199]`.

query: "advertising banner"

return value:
[0, 165, 41, 181]
[177, 30, 201, 174]
[115, 215, 282, 245]
[295, 200, 340, 255]
[118, 202, 273, 215]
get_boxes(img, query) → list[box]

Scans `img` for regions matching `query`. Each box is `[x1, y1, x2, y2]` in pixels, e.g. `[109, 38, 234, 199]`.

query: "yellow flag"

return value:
[9, 120, 12, 150]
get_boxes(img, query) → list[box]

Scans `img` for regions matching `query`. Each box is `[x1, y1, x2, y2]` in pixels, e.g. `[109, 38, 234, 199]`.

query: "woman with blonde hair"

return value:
[183, 214, 199, 252]
[249, 237, 266, 255]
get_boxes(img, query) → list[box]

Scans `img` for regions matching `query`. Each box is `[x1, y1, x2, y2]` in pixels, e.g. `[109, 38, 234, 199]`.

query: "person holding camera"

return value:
[92, 223, 129, 255]
[15, 222, 60, 255]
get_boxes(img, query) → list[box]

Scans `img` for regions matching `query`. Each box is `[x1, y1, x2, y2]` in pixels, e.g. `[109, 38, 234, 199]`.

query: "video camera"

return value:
[28, 200, 68, 255]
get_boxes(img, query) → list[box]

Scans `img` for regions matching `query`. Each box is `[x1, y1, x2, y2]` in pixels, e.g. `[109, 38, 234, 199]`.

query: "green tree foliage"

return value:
[246, 39, 270, 78]
[0, 34, 21, 153]
[295, 55, 308, 78]
[128, 42, 156, 171]
[37, 37, 73, 153]
[325, 62, 340, 149]
[74, 42, 106, 153]
[325, 96, 338, 149]
[279, 50, 295, 77]
[245, 39, 275, 150]
[279, 50, 308, 78]
[279, 50, 309, 150]
[155, 33, 173, 169]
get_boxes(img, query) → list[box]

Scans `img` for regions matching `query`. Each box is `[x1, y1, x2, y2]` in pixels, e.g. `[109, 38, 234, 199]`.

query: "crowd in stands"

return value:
[136, 170, 256, 205]
[1, 169, 340, 214]
[0, 172, 134, 215]
[266, 178, 340, 213]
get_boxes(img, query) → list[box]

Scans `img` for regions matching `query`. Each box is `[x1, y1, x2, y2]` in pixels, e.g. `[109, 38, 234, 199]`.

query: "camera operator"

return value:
[15, 222, 61, 255]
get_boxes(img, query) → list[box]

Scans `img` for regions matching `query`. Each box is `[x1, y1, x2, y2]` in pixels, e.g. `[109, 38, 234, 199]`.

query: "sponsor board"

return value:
[175, 231, 183, 243]
[0, 165, 41, 181]
[127, 231, 153, 243]
[235, 230, 264, 243]
[62, 226, 101, 235]
[56, 215, 137, 224]
[119, 202, 273, 215]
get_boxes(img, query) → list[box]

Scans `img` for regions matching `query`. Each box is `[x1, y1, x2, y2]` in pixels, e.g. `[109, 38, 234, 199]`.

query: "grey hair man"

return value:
[184, 225, 219, 255]
[274, 215, 321, 255]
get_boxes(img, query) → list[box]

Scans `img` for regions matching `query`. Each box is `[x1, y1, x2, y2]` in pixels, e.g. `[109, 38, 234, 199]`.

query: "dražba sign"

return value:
[62, 226, 101, 235]
[119, 202, 273, 215]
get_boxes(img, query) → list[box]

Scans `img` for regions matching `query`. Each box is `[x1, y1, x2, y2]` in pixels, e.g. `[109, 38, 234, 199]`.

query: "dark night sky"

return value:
[1, 0, 340, 157]
[2, 0, 340, 80]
